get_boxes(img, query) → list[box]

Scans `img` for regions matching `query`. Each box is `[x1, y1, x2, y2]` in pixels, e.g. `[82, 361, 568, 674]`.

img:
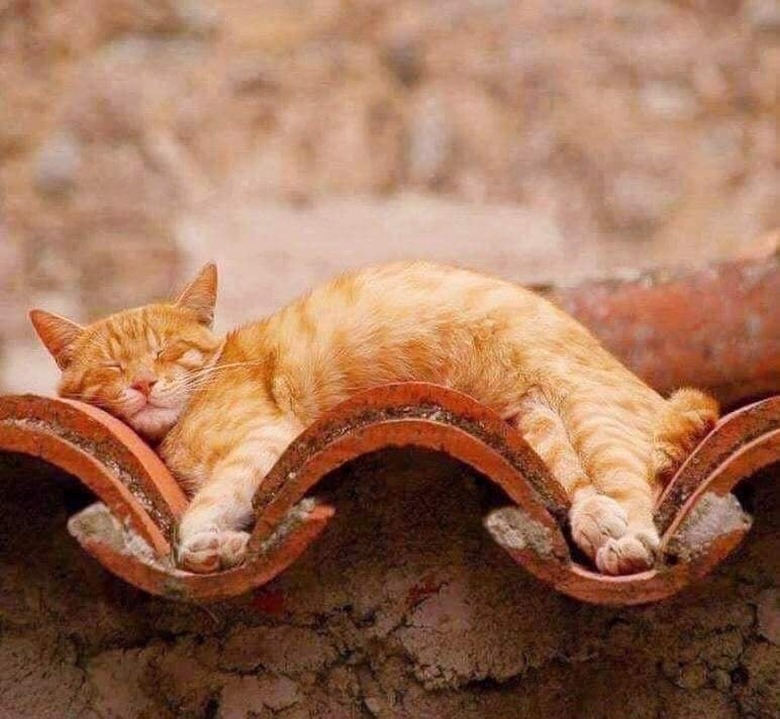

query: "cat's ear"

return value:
[29, 309, 85, 370]
[175, 262, 217, 327]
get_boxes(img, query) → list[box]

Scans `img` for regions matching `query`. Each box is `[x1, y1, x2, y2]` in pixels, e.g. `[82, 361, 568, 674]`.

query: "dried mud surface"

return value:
[0, 450, 777, 719]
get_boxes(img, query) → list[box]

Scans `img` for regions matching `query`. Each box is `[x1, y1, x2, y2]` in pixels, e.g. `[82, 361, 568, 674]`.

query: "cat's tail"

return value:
[652, 388, 720, 481]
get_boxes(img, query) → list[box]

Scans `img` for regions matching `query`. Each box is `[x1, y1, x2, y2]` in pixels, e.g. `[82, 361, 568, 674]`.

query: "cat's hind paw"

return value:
[177, 529, 250, 573]
[595, 530, 659, 575]
[569, 492, 628, 559]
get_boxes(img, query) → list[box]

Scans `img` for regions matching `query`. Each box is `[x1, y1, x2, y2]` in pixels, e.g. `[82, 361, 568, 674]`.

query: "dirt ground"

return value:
[0, 452, 778, 719]
[0, 2, 778, 718]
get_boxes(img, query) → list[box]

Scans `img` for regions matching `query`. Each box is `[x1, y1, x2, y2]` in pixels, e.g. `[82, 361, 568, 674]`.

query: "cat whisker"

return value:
[166, 361, 268, 392]
[188, 361, 266, 378]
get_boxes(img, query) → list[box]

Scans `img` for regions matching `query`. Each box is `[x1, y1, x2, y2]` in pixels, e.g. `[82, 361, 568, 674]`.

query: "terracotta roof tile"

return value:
[1, 247, 778, 604]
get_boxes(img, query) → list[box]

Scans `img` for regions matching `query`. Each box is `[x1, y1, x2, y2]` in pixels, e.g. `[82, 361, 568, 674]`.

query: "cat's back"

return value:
[243, 260, 547, 343]
[182, 260, 657, 429]
[227, 260, 602, 366]
[219, 262, 595, 409]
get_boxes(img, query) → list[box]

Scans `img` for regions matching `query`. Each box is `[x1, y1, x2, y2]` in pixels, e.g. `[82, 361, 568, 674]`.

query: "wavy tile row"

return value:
[0, 248, 777, 605]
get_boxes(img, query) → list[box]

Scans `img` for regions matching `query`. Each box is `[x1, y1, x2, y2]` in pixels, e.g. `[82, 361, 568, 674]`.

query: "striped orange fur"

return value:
[30, 262, 718, 575]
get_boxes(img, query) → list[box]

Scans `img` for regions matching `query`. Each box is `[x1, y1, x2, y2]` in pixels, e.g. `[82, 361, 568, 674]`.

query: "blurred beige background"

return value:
[1, 0, 778, 394]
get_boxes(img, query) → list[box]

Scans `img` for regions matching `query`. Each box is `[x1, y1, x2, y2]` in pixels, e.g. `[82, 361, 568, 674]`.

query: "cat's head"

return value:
[29, 263, 221, 442]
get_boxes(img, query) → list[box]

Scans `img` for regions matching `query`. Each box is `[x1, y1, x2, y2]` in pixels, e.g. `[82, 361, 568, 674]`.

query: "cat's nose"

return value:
[131, 376, 157, 396]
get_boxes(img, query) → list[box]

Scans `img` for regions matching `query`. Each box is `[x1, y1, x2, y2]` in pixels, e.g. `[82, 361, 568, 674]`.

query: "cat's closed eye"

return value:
[157, 342, 203, 367]
[179, 349, 204, 367]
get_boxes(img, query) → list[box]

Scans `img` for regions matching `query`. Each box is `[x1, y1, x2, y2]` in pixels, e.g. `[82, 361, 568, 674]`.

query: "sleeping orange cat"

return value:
[29, 262, 718, 576]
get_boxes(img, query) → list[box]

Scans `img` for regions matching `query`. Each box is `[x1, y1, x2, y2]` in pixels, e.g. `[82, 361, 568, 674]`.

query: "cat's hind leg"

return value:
[652, 388, 719, 480]
[562, 389, 661, 575]
[513, 389, 591, 498]
[513, 391, 633, 570]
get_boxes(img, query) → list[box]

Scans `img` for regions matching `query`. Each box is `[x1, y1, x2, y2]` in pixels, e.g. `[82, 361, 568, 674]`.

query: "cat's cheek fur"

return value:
[118, 387, 148, 415]
[129, 406, 181, 441]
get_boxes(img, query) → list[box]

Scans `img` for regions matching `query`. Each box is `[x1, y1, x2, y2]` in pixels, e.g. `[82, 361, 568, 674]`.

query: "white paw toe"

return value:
[219, 530, 250, 569]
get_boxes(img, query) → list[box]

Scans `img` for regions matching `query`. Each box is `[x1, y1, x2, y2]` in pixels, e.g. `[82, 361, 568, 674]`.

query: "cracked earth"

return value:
[0, 450, 777, 718]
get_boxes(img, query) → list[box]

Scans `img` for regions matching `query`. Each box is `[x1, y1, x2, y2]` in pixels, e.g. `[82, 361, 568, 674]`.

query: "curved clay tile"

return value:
[0, 248, 777, 604]
[551, 249, 780, 408]
[0, 383, 777, 605]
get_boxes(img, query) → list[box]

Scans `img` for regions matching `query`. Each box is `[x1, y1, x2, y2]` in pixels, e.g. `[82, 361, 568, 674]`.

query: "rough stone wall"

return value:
[0, 451, 777, 719]
[3, 0, 779, 393]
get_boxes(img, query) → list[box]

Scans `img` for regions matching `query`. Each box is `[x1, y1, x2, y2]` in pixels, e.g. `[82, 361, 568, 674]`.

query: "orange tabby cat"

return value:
[30, 262, 718, 576]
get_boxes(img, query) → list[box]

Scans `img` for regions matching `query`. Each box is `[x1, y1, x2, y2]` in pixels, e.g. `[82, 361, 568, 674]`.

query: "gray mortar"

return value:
[67, 497, 321, 571]
[67, 501, 165, 568]
[666, 492, 753, 563]
[256, 497, 317, 554]
[483, 505, 556, 558]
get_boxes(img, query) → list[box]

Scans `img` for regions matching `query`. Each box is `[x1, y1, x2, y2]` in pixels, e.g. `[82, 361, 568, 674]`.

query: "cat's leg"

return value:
[513, 391, 632, 570]
[176, 415, 302, 573]
[513, 390, 591, 497]
[562, 391, 660, 575]
[652, 388, 719, 480]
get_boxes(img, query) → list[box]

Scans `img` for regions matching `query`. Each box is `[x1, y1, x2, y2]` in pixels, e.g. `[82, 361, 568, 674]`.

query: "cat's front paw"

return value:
[177, 529, 250, 573]
[595, 529, 660, 575]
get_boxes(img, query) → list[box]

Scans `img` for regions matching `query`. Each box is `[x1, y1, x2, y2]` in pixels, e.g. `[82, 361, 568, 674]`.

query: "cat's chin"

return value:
[129, 405, 181, 442]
